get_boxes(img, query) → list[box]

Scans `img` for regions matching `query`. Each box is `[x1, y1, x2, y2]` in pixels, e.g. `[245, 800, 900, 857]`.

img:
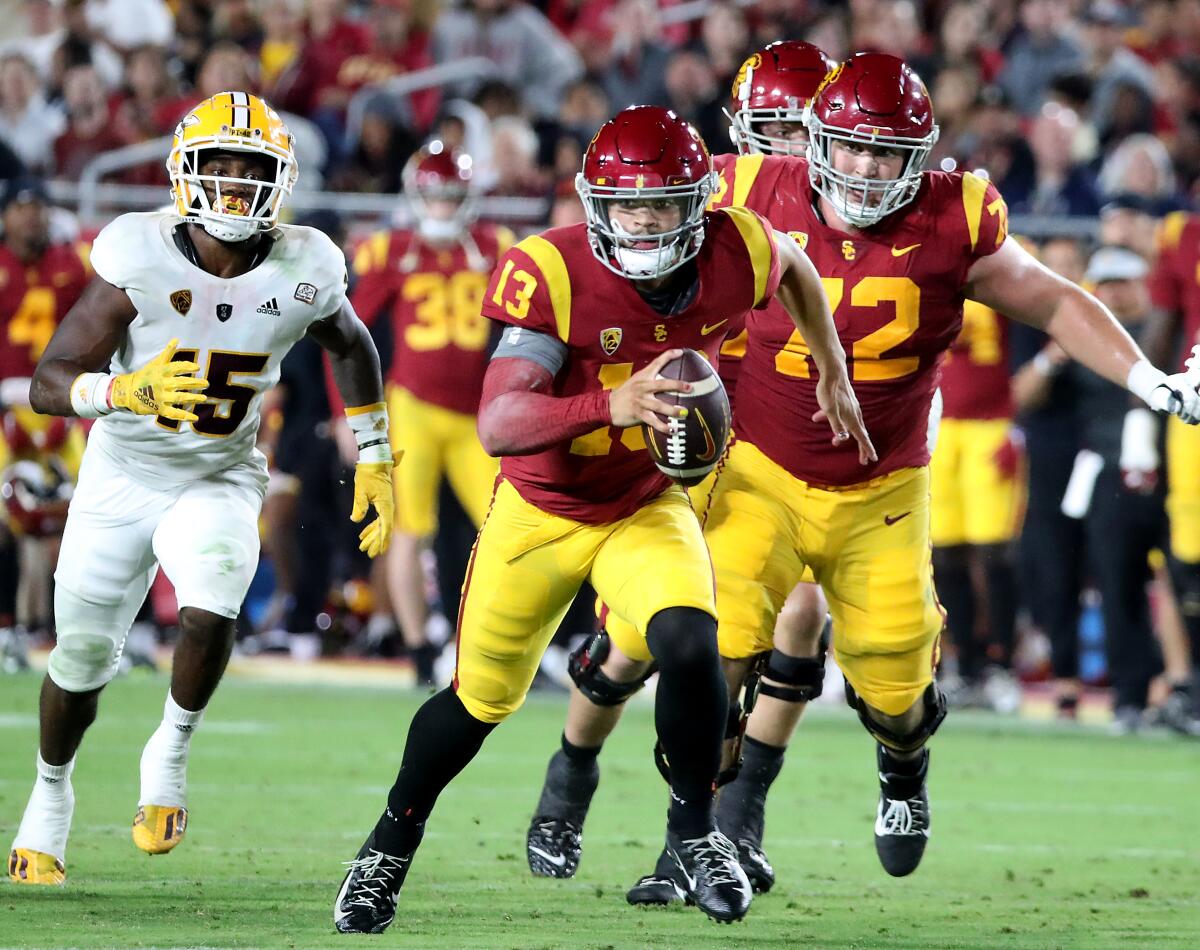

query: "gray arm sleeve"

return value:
[491, 325, 569, 376]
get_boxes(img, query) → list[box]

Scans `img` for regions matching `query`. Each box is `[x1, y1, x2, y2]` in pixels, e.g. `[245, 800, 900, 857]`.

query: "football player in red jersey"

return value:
[347, 143, 514, 685]
[592, 51, 1200, 899]
[1145, 211, 1200, 730]
[334, 104, 872, 932]
[523, 40, 839, 896]
[0, 178, 90, 674]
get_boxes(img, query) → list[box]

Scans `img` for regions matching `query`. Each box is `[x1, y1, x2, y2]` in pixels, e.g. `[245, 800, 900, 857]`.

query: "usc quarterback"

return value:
[348, 143, 512, 685]
[332, 104, 871, 932]
[7, 92, 395, 887]
[524, 40, 840, 897]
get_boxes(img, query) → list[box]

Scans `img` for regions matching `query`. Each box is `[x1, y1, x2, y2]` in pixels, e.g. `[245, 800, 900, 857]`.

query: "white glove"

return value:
[926, 386, 943, 455]
[1119, 408, 1159, 493]
[1128, 359, 1200, 424]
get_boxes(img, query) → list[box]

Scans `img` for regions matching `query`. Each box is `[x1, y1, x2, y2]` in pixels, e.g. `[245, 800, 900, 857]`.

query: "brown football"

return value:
[643, 349, 731, 486]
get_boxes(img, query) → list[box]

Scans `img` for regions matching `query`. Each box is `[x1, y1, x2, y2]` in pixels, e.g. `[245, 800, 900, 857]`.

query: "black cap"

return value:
[1100, 191, 1156, 217]
[0, 177, 49, 212]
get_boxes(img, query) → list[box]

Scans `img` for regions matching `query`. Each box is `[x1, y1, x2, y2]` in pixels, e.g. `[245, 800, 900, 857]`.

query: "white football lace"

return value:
[682, 832, 742, 887]
[878, 797, 928, 836]
[342, 850, 408, 907]
[534, 818, 579, 843]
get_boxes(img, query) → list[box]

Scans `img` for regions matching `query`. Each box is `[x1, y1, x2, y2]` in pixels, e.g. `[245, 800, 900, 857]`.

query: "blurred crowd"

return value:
[3, 0, 1200, 734]
[1, 0, 1200, 213]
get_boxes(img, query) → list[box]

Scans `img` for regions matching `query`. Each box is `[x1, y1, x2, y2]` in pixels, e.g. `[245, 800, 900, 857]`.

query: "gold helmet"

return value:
[166, 91, 297, 242]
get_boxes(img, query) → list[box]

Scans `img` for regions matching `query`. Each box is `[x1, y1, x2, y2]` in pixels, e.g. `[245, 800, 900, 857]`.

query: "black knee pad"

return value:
[758, 647, 826, 704]
[844, 681, 947, 754]
[567, 631, 654, 707]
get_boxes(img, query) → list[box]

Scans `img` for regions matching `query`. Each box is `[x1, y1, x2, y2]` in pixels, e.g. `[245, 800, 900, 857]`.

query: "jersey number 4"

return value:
[8, 287, 56, 361]
[776, 276, 920, 382]
[156, 349, 269, 437]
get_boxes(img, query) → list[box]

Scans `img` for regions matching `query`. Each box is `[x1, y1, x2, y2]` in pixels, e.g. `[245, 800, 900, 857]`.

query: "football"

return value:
[643, 349, 731, 486]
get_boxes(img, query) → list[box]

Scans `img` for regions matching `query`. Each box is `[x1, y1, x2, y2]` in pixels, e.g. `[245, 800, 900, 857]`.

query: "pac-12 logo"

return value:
[600, 327, 622, 355]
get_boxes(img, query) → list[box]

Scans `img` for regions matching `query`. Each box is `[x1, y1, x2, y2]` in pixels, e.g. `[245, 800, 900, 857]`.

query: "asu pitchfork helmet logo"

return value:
[167, 91, 297, 242]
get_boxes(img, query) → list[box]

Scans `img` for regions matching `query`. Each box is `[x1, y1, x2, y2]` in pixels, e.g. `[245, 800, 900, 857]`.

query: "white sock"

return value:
[12, 753, 76, 861]
[138, 693, 203, 808]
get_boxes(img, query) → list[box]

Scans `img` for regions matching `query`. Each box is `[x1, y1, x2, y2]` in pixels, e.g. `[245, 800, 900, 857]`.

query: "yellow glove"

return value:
[351, 451, 403, 558]
[109, 338, 208, 422]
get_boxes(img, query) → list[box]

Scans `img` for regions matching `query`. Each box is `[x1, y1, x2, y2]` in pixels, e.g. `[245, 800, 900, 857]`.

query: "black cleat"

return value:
[873, 745, 931, 877]
[666, 830, 752, 923]
[526, 816, 582, 878]
[734, 838, 775, 893]
[626, 847, 689, 906]
[333, 834, 415, 934]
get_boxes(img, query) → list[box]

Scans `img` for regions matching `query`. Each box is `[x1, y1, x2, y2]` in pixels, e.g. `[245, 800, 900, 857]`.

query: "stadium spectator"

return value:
[998, 0, 1086, 115]
[1097, 133, 1185, 212]
[0, 52, 64, 174]
[691, 0, 753, 94]
[1070, 247, 1168, 734]
[1011, 237, 1089, 719]
[432, 0, 583, 120]
[911, 1, 1004, 85]
[83, 0, 173, 57]
[662, 49, 726, 156]
[1099, 192, 1160, 261]
[1080, 0, 1156, 141]
[598, 0, 671, 114]
[1006, 101, 1102, 217]
[257, 0, 304, 92]
[485, 114, 550, 198]
[327, 94, 415, 194]
[212, 0, 264, 52]
[852, 0, 924, 60]
[52, 63, 120, 181]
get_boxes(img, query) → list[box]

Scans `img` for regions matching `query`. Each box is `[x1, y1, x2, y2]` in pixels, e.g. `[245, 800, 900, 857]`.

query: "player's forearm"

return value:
[777, 247, 847, 377]
[325, 316, 386, 410]
[1044, 287, 1148, 390]
[477, 388, 611, 456]
[30, 359, 89, 416]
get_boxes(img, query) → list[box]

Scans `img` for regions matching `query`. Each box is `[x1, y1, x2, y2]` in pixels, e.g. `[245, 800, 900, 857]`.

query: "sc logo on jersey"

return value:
[216, 303, 233, 322]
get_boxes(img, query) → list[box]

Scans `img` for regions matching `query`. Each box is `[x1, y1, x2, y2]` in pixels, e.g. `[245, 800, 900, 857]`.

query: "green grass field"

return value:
[1, 671, 1197, 949]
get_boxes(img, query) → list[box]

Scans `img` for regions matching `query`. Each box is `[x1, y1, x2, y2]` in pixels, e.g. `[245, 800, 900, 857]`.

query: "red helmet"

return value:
[1, 460, 71, 538]
[728, 41, 835, 156]
[806, 53, 938, 227]
[576, 105, 716, 280]
[402, 141, 476, 240]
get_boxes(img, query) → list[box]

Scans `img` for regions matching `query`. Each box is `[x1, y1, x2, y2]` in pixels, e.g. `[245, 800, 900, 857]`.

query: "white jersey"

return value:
[87, 211, 347, 486]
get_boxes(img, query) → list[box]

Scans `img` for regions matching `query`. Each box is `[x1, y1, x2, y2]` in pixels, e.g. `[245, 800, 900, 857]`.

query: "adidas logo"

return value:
[256, 297, 281, 316]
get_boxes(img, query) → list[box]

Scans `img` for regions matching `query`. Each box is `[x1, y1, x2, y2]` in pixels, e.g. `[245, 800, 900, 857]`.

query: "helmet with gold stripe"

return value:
[166, 91, 297, 242]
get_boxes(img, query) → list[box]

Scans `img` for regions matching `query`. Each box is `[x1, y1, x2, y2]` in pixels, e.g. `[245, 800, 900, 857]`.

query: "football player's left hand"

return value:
[813, 369, 877, 465]
[350, 452, 402, 558]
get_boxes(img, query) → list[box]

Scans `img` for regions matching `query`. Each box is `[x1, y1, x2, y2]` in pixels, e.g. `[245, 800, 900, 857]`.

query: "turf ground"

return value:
[1, 671, 1198, 950]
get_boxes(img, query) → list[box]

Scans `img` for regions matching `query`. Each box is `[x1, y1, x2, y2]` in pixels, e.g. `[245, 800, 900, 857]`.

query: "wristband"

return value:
[1126, 359, 1170, 408]
[70, 372, 115, 419]
[1031, 352, 1060, 377]
[345, 401, 393, 464]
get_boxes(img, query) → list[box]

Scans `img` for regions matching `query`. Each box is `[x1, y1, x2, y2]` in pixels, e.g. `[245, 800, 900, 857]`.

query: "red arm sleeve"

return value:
[477, 357, 611, 456]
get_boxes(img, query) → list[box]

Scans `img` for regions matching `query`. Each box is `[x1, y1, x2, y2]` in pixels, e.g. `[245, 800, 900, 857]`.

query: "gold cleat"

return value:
[8, 848, 66, 885]
[132, 805, 188, 855]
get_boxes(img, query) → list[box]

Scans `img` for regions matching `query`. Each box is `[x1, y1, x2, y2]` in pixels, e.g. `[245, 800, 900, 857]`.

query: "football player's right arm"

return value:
[966, 237, 1200, 421]
[476, 337, 690, 457]
[30, 276, 207, 421]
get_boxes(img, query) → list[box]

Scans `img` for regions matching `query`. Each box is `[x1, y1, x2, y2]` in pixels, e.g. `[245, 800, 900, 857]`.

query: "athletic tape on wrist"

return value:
[69, 372, 115, 419]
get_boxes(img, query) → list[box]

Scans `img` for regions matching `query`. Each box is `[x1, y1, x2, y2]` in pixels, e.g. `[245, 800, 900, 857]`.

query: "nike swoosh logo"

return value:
[891, 244, 921, 257]
[528, 846, 567, 867]
[884, 512, 912, 526]
[700, 320, 728, 336]
[669, 850, 697, 892]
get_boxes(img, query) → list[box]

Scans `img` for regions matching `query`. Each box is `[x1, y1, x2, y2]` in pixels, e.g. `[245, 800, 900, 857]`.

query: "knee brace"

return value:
[758, 647, 826, 704]
[568, 631, 655, 707]
[844, 681, 947, 754]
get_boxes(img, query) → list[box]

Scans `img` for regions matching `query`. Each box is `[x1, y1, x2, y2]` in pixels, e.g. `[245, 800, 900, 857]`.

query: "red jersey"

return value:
[0, 241, 90, 380]
[480, 206, 780, 523]
[351, 224, 515, 416]
[712, 155, 1009, 486]
[1148, 211, 1200, 372]
[939, 300, 1013, 420]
